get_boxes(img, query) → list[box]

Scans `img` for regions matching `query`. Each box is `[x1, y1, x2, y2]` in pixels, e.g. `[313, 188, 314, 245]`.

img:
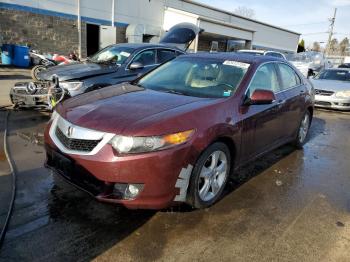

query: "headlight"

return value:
[109, 129, 195, 154]
[335, 91, 350, 98]
[59, 81, 83, 91]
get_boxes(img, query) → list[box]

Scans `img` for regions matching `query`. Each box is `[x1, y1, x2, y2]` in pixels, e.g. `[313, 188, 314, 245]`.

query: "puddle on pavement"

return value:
[16, 131, 45, 146]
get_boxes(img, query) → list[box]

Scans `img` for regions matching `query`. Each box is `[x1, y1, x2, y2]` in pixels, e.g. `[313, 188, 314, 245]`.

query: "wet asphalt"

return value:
[0, 70, 350, 261]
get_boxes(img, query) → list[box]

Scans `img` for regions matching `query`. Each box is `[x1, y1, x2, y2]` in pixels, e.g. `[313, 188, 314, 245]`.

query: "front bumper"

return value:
[10, 84, 51, 109]
[315, 95, 350, 110]
[44, 122, 195, 209]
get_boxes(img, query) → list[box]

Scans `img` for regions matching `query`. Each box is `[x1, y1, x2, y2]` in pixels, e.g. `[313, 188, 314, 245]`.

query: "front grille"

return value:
[55, 127, 101, 152]
[14, 89, 27, 94]
[315, 89, 334, 96]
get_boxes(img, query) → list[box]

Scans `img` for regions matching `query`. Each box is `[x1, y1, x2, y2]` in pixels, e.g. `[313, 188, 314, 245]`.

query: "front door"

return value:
[240, 62, 286, 162]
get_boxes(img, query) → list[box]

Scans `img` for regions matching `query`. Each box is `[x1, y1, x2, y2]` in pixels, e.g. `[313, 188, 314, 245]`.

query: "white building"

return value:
[0, 0, 300, 57]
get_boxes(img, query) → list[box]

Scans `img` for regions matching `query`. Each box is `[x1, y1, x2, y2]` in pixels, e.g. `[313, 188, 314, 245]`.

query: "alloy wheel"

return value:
[298, 113, 310, 143]
[198, 150, 228, 202]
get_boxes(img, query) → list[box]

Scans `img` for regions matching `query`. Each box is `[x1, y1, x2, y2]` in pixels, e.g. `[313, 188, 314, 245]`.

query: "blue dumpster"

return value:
[1, 44, 14, 65]
[13, 45, 30, 67]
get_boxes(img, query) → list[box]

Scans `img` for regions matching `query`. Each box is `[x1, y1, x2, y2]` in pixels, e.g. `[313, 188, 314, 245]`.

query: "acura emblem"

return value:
[67, 126, 74, 137]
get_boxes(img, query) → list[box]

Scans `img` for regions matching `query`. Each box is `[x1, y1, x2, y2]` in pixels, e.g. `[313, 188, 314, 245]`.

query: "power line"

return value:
[301, 32, 328, 35]
[283, 22, 328, 27]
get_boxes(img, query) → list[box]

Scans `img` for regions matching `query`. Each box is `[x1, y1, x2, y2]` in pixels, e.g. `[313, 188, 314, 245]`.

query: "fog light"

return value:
[113, 183, 144, 200]
[125, 184, 144, 199]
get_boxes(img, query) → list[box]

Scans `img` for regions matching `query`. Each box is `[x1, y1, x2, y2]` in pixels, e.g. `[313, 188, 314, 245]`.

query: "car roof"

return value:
[179, 52, 283, 65]
[112, 43, 184, 52]
[325, 68, 350, 71]
[238, 49, 265, 54]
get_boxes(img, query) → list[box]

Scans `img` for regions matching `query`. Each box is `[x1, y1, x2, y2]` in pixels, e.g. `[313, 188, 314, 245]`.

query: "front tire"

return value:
[187, 142, 231, 209]
[31, 65, 47, 81]
[294, 110, 311, 149]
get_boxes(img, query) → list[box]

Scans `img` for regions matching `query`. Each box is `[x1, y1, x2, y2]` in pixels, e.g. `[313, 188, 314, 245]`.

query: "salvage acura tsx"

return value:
[44, 53, 314, 209]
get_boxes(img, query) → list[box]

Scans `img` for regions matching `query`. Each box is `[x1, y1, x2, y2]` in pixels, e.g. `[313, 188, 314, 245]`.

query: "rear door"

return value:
[275, 63, 306, 139]
[157, 49, 177, 64]
[240, 62, 287, 161]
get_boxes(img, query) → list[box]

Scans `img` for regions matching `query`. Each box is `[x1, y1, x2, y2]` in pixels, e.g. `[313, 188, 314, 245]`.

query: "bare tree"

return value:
[312, 42, 321, 52]
[339, 37, 349, 56]
[234, 6, 255, 19]
[329, 38, 339, 55]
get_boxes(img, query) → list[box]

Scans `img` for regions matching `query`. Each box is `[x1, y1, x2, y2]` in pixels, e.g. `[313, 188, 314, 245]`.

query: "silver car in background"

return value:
[310, 68, 350, 110]
[287, 51, 329, 78]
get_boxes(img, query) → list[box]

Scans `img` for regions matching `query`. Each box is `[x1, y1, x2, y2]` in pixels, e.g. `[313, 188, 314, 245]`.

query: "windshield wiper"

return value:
[161, 89, 190, 96]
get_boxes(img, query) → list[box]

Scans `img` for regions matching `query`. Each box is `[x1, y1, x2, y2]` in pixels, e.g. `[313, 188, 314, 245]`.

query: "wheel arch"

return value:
[211, 136, 237, 174]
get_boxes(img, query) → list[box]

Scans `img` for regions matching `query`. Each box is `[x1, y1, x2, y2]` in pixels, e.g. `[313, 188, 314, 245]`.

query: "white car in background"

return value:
[310, 68, 350, 110]
[237, 49, 286, 60]
[287, 51, 329, 78]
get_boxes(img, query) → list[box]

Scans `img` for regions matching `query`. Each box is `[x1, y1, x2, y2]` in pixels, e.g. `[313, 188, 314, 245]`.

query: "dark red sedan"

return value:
[44, 53, 314, 209]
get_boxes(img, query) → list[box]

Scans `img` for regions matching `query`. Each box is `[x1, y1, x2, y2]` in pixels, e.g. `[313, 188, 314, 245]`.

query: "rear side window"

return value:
[248, 63, 280, 96]
[132, 50, 156, 66]
[157, 49, 176, 64]
[278, 63, 301, 89]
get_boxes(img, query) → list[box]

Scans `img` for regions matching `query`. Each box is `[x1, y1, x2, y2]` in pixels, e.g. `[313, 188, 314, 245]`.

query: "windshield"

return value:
[137, 58, 250, 98]
[315, 70, 350, 81]
[89, 46, 134, 64]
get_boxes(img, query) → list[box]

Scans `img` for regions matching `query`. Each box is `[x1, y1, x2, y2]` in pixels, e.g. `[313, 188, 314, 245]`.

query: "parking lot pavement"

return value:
[0, 67, 31, 106]
[0, 74, 349, 262]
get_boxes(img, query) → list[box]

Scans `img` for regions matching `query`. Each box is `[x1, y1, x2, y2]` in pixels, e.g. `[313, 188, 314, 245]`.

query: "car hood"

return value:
[56, 84, 209, 134]
[38, 62, 118, 81]
[310, 79, 350, 92]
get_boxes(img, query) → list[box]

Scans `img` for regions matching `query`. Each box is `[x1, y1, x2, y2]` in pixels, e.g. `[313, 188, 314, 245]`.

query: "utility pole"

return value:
[325, 8, 337, 55]
[111, 0, 115, 27]
[77, 0, 82, 59]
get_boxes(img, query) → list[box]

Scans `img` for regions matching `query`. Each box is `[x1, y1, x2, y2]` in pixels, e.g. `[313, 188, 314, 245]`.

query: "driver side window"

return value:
[132, 50, 156, 66]
[247, 63, 280, 97]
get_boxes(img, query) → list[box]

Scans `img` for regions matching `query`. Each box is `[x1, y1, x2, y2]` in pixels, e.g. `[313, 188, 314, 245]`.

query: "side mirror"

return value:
[245, 89, 275, 105]
[129, 62, 144, 70]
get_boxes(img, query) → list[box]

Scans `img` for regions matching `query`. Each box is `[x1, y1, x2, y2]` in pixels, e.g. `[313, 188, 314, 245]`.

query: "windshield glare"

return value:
[137, 58, 250, 98]
[315, 70, 350, 81]
[90, 46, 134, 64]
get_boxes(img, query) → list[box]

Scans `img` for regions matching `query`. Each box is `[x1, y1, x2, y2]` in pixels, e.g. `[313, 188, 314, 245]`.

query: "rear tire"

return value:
[187, 142, 231, 209]
[294, 110, 311, 149]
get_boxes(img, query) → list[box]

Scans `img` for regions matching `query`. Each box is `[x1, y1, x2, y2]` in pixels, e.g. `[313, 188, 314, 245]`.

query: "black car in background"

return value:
[37, 44, 186, 97]
[10, 23, 201, 102]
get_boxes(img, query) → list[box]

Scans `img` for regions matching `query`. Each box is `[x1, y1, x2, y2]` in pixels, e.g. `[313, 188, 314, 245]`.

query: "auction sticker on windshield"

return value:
[223, 61, 250, 69]
[120, 51, 131, 57]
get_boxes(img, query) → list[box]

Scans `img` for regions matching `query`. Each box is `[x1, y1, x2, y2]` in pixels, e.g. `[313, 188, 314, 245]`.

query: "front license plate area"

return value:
[24, 95, 36, 105]
[52, 151, 73, 177]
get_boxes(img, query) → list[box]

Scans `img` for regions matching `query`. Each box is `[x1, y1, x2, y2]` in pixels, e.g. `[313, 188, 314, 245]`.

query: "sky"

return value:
[196, 0, 350, 47]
